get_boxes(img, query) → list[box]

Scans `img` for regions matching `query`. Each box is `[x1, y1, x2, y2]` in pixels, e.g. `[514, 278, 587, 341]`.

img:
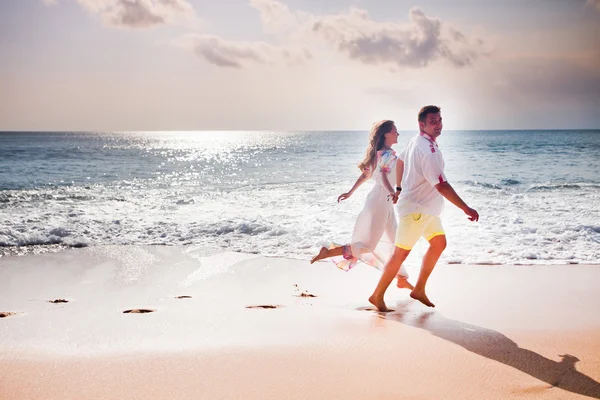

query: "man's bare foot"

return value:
[396, 277, 414, 290]
[310, 247, 328, 264]
[410, 290, 435, 307]
[368, 294, 390, 312]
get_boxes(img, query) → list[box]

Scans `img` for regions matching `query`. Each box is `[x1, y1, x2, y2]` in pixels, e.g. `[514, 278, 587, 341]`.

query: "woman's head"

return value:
[358, 120, 397, 172]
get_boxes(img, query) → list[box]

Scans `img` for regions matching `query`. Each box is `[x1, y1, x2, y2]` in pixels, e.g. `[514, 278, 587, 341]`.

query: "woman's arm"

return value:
[338, 169, 370, 203]
[380, 167, 395, 198]
[391, 159, 404, 203]
[395, 159, 404, 189]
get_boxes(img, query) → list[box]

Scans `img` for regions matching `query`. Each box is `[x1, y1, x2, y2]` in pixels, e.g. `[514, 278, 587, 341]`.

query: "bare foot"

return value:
[396, 277, 414, 290]
[410, 290, 435, 307]
[310, 247, 328, 264]
[368, 294, 390, 312]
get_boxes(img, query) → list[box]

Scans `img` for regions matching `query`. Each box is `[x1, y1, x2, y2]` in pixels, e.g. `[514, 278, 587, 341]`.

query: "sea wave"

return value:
[460, 180, 502, 190]
[526, 183, 600, 191]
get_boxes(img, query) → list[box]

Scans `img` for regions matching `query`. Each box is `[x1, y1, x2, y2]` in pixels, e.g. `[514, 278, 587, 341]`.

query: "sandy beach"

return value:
[3, 1, 600, 399]
[1, 246, 599, 399]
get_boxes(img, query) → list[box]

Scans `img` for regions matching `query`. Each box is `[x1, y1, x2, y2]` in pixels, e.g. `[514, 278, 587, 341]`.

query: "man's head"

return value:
[418, 105, 442, 139]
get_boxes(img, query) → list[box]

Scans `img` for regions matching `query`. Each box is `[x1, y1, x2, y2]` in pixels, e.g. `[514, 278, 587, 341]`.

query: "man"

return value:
[368, 105, 479, 311]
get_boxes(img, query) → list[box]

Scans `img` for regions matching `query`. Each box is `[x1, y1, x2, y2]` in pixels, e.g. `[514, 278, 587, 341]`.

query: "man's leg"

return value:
[410, 234, 446, 307]
[369, 246, 411, 312]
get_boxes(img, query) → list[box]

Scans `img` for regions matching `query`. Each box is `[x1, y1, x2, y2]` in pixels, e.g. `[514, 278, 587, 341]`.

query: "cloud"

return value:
[46, 0, 197, 29]
[42, 0, 488, 71]
[311, 7, 489, 68]
[586, 0, 600, 12]
[248, 0, 306, 36]
[248, 1, 489, 69]
[172, 34, 312, 68]
[41, 0, 59, 5]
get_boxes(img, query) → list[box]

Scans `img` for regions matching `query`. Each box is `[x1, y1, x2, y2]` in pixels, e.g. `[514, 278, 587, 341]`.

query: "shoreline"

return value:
[1, 244, 598, 266]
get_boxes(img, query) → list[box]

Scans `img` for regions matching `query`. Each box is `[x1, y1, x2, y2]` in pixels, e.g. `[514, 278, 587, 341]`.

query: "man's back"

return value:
[396, 133, 447, 218]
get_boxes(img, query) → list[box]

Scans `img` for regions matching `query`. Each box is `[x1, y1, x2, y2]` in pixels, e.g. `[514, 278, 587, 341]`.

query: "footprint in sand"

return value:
[123, 309, 156, 314]
[296, 292, 317, 298]
[0, 312, 17, 318]
[245, 305, 283, 309]
[293, 284, 318, 298]
[48, 299, 69, 304]
[175, 295, 192, 299]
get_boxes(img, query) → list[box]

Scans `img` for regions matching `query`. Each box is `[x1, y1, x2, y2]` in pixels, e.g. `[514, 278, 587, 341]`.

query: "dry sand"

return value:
[1, 246, 599, 399]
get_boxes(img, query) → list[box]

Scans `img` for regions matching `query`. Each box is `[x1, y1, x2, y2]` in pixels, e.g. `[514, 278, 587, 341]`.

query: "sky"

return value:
[0, 0, 599, 131]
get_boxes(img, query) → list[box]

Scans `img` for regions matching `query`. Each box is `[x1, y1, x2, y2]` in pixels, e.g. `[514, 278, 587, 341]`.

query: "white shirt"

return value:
[395, 132, 447, 217]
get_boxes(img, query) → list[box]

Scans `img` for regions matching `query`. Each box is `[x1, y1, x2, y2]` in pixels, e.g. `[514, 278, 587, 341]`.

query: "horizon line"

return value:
[1, 128, 599, 133]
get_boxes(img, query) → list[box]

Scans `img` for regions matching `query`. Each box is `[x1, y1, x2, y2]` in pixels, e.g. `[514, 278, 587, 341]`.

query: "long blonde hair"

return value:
[358, 119, 395, 172]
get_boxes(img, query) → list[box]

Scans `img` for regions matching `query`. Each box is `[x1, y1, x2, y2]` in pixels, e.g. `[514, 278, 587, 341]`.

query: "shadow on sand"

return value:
[381, 301, 600, 399]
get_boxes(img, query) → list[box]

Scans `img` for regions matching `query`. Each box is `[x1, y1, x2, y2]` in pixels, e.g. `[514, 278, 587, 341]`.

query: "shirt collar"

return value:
[419, 131, 436, 142]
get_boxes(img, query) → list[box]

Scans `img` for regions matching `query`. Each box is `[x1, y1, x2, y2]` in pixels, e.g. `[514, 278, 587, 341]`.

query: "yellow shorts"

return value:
[395, 213, 445, 250]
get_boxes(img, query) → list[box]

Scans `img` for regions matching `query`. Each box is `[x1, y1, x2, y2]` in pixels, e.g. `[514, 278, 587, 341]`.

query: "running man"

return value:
[369, 105, 479, 311]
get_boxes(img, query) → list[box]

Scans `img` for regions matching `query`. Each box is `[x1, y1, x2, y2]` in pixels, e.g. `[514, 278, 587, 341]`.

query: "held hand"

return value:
[391, 191, 400, 204]
[338, 192, 351, 203]
[465, 207, 479, 222]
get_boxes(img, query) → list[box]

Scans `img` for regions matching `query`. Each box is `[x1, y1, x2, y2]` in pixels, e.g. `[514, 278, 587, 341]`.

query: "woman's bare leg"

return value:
[310, 246, 344, 263]
[383, 212, 413, 289]
[396, 276, 414, 290]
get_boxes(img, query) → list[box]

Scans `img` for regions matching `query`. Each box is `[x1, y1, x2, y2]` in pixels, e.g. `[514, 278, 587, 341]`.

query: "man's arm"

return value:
[435, 181, 479, 221]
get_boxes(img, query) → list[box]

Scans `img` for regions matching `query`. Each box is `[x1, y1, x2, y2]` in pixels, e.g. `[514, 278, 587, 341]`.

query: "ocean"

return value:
[1, 130, 599, 266]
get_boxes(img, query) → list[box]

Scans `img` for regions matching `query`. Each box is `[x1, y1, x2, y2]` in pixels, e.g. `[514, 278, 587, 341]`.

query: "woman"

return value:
[311, 120, 412, 289]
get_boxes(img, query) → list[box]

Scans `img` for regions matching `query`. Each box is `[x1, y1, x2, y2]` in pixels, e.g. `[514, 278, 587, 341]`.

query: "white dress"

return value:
[332, 149, 409, 278]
